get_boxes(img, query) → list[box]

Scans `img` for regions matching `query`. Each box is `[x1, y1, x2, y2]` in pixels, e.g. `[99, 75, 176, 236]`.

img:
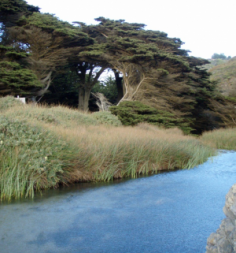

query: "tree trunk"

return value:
[114, 72, 123, 103]
[78, 86, 84, 111]
[75, 64, 107, 111]
[78, 86, 91, 112]
[91, 92, 112, 111]
[83, 87, 91, 112]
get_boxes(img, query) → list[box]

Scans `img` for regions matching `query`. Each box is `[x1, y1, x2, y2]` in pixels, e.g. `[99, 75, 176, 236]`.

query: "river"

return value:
[0, 150, 236, 253]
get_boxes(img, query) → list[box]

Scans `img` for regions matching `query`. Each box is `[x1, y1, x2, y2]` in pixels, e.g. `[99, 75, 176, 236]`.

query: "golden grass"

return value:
[42, 121, 215, 182]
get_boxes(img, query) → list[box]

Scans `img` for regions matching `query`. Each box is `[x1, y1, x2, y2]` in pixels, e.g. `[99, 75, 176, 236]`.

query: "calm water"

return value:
[1, 151, 236, 253]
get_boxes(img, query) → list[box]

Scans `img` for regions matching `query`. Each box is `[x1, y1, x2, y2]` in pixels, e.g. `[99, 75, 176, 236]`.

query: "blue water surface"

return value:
[0, 151, 236, 253]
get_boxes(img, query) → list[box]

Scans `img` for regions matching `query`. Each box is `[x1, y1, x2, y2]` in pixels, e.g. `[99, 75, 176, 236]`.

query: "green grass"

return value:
[92, 138, 215, 181]
[0, 115, 79, 200]
[2, 103, 122, 128]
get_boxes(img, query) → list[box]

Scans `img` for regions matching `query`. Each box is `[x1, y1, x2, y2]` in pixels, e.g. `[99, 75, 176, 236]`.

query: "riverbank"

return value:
[0, 96, 235, 200]
[201, 127, 236, 150]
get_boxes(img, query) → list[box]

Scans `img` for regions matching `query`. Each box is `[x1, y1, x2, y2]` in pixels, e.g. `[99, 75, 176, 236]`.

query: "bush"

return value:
[48, 106, 98, 126]
[225, 96, 236, 103]
[92, 111, 122, 126]
[109, 101, 193, 134]
[0, 115, 78, 200]
[0, 96, 24, 112]
[2, 104, 99, 127]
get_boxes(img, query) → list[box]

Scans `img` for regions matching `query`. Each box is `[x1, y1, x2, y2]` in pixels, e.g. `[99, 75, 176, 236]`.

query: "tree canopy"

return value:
[0, 1, 235, 133]
[211, 53, 231, 60]
[0, 44, 41, 95]
[0, 0, 39, 28]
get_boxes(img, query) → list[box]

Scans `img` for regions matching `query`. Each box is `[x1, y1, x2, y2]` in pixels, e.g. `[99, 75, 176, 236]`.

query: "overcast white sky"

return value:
[26, 0, 236, 59]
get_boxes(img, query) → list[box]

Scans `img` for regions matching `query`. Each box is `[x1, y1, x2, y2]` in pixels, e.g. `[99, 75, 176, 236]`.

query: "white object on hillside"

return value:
[16, 95, 26, 104]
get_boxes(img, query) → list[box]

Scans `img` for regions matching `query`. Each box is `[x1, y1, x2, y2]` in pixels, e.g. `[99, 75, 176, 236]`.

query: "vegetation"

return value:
[211, 53, 231, 60]
[0, 115, 78, 199]
[200, 128, 236, 150]
[0, 94, 24, 111]
[1, 1, 236, 201]
[110, 101, 193, 134]
[92, 76, 118, 104]
[0, 45, 42, 95]
[1, 0, 236, 134]
[92, 111, 122, 126]
[201, 53, 236, 100]
[0, 96, 217, 201]
[198, 56, 236, 131]
[208, 57, 236, 97]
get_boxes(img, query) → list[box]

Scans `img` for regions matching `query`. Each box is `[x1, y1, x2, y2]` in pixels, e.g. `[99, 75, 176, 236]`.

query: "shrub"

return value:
[2, 104, 99, 127]
[92, 111, 122, 126]
[0, 115, 78, 200]
[0, 96, 24, 112]
[109, 101, 193, 134]
[48, 106, 98, 126]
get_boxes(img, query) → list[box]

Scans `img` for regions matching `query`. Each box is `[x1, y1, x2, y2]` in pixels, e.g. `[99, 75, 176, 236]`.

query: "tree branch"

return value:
[91, 67, 106, 86]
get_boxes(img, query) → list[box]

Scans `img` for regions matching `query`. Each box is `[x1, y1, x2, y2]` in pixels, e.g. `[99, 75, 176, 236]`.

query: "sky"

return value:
[25, 0, 236, 59]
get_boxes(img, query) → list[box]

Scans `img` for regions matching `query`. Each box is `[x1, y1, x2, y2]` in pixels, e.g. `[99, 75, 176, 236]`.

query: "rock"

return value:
[206, 184, 236, 253]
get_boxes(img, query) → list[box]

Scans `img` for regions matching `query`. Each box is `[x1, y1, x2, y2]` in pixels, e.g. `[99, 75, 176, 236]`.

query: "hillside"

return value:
[206, 57, 236, 98]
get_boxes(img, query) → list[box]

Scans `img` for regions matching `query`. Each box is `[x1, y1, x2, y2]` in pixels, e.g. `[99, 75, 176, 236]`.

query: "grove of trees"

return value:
[211, 53, 231, 60]
[1, 0, 236, 134]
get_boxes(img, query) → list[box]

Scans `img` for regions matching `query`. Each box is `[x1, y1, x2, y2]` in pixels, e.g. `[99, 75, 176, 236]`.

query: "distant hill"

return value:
[204, 57, 236, 98]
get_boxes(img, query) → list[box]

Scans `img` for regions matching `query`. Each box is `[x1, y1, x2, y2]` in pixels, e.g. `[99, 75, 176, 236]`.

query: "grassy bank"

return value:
[0, 96, 223, 200]
[200, 128, 236, 150]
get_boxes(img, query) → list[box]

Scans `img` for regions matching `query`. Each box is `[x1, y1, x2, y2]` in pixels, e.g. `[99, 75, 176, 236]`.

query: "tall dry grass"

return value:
[200, 128, 236, 150]
[45, 122, 215, 182]
[0, 100, 216, 200]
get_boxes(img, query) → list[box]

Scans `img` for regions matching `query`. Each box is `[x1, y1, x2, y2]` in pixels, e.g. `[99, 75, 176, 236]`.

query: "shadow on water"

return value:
[1, 168, 176, 205]
[1, 150, 236, 253]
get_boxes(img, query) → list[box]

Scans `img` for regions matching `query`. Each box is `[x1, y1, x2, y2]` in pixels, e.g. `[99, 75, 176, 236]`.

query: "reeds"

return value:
[200, 128, 236, 150]
[43, 122, 216, 182]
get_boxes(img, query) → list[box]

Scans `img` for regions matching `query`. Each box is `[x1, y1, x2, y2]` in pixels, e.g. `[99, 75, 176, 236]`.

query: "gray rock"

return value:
[206, 184, 236, 253]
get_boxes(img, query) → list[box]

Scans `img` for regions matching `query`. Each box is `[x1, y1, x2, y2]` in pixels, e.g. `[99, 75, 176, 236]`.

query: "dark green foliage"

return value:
[0, 45, 41, 95]
[1, 8, 94, 98]
[0, 0, 39, 41]
[91, 76, 118, 104]
[0, 0, 39, 17]
[41, 65, 79, 107]
[0, 62, 40, 90]
[225, 96, 236, 103]
[110, 101, 193, 134]
[82, 18, 191, 70]
[18, 12, 92, 44]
